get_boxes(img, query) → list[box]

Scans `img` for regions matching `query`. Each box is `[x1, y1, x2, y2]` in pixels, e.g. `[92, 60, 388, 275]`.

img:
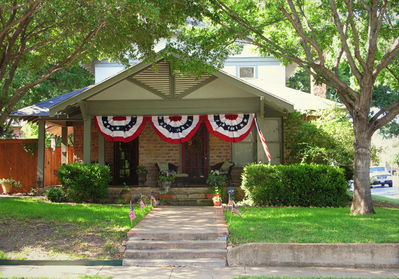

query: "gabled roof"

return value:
[46, 57, 294, 116]
[11, 87, 88, 117]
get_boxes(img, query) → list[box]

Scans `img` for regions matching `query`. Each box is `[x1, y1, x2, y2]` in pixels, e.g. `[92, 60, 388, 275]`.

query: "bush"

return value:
[57, 163, 111, 203]
[45, 187, 67, 202]
[241, 163, 351, 207]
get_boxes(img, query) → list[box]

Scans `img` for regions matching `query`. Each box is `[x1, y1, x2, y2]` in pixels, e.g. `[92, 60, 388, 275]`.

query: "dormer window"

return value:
[238, 66, 255, 79]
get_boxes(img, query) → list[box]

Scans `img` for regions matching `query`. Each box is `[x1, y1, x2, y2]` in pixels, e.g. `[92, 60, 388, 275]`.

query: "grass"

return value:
[225, 206, 399, 244]
[0, 197, 151, 260]
[235, 277, 395, 279]
[0, 197, 150, 230]
[372, 195, 399, 204]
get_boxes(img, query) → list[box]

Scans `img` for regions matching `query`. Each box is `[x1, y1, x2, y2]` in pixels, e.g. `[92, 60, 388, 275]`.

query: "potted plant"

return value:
[0, 178, 22, 194]
[158, 173, 175, 192]
[212, 195, 222, 206]
[119, 186, 132, 202]
[136, 165, 148, 186]
[206, 170, 227, 199]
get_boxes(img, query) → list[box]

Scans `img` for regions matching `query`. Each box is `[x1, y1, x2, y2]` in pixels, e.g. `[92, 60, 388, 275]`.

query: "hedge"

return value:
[241, 163, 351, 207]
[58, 163, 111, 203]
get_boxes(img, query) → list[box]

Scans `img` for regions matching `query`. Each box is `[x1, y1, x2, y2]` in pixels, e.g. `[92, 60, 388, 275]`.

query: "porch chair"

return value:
[210, 161, 235, 182]
[155, 162, 189, 187]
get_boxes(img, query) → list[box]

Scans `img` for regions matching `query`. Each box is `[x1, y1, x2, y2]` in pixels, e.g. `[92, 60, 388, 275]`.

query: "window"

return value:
[239, 66, 255, 78]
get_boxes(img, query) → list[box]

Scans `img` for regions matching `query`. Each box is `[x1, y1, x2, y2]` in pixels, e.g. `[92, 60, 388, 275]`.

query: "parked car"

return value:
[370, 166, 393, 187]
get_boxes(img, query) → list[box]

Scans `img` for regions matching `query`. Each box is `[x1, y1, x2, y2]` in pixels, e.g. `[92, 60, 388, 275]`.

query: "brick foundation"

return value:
[73, 123, 232, 186]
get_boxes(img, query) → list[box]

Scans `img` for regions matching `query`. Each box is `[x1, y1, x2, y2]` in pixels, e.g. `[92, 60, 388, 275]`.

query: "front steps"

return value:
[163, 187, 213, 206]
[123, 207, 228, 267]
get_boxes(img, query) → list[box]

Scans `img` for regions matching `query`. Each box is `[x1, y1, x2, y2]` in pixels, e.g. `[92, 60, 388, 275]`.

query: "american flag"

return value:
[151, 195, 158, 206]
[140, 199, 146, 209]
[129, 204, 136, 221]
[232, 203, 242, 217]
[255, 117, 272, 164]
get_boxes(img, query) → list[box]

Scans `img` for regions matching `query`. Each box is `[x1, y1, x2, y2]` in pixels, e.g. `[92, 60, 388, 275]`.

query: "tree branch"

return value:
[368, 101, 399, 135]
[373, 38, 399, 78]
[328, 0, 362, 81]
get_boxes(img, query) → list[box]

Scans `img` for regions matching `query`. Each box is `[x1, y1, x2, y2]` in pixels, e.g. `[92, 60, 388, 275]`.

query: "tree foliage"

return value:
[0, 0, 203, 131]
[169, 0, 399, 214]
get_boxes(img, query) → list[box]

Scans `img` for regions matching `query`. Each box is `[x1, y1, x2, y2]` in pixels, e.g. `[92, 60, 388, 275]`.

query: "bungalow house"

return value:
[12, 52, 334, 192]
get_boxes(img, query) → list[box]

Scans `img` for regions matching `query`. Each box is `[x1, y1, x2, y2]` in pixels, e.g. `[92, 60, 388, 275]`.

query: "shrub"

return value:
[45, 187, 67, 202]
[57, 163, 111, 203]
[241, 163, 351, 207]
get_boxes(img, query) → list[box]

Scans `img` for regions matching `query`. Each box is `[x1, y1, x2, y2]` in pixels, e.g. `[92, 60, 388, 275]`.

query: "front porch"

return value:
[12, 56, 294, 194]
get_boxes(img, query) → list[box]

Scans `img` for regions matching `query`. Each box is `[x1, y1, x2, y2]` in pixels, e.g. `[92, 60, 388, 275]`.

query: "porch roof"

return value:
[12, 57, 299, 120]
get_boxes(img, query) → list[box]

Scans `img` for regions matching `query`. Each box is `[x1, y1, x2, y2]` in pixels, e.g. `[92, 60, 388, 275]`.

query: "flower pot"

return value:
[213, 201, 222, 206]
[138, 173, 147, 186]
[207, 193, 221, 199]
[1, 182, 12, 194]
[120, 191, 132, 202]
[157, 193, 173, 200]
[160, 181, 172, 192]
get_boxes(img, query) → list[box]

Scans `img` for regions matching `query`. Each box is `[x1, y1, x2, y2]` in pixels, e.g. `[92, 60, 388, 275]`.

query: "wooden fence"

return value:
[0, 139, 74, 193]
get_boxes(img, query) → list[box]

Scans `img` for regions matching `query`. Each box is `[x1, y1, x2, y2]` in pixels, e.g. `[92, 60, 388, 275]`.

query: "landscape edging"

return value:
[227, 243, 399, 268]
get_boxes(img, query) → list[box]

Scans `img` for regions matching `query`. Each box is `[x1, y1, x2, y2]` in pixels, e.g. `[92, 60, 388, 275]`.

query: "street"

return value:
[371, 176, 399, 200]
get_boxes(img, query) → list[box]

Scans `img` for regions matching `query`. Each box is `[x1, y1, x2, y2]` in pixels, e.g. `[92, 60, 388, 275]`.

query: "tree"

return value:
[169, 0, 399, 214]
[0, 0, 203, 133]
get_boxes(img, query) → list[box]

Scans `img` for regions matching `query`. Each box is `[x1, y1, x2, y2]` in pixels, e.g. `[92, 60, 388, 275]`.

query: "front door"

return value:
[182, 124, 209, 184]
[113, 139, 138, 185]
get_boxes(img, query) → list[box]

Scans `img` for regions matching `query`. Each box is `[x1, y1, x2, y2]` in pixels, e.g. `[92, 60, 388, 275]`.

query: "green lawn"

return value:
[0, 197, 150, 229]
[225, 207, 399, 244]
[235, 277, 394, 279]
[0, 197, 151, 260]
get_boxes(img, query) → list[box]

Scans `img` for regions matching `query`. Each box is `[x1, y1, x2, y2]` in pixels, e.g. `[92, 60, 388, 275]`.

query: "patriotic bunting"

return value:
[151, 115, 202, 144]
[95, 116, 146, 142]
[205, 114, 255, 142]
[95, 114, 266, 148]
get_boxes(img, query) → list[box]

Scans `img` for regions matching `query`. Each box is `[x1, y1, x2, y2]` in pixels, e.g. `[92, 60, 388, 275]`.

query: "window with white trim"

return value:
[238, 66, 255, 78]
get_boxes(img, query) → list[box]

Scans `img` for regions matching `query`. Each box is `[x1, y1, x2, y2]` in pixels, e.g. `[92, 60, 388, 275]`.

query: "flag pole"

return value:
[130, 201, 133, 227]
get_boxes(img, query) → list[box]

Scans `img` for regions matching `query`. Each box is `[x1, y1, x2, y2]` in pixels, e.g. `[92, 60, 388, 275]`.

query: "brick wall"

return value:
[209, 134, 232, 167]
[138, 125, 180, 186]
[73, 123, 232, 186]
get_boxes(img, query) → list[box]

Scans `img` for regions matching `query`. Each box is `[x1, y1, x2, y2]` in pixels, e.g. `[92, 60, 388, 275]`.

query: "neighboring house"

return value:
[12, 50, 333, 188]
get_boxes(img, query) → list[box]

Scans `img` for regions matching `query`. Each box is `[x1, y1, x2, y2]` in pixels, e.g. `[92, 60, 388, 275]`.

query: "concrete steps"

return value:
[123, 258, 226, 267]
[126, 239, 226, 250]
[123, 207, 228, 267]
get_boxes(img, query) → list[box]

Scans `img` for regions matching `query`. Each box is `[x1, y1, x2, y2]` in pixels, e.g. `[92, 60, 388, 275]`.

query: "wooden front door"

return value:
[182, 124, 209, 184]
[113, 139, 138, 185]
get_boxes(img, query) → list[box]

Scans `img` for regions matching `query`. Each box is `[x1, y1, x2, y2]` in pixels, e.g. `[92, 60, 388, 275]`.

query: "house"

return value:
[12, 50, 333, 189]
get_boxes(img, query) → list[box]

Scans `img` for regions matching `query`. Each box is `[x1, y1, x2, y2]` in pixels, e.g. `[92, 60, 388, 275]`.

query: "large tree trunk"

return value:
[350, 116, 375, 215]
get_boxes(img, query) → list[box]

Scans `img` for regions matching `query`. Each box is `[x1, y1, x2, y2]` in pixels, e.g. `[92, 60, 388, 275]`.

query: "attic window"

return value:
[239, 66, 255, 78]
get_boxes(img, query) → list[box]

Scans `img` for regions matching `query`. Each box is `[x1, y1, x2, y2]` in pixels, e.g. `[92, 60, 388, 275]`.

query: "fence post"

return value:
[61, 126, 68, 165]
[36, 120, 45, 187]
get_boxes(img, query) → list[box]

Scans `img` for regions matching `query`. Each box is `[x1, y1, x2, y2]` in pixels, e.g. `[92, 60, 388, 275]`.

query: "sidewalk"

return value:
[1, 265, 398, 278]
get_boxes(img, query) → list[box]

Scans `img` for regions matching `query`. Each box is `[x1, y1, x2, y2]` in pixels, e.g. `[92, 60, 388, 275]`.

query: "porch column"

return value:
[83, 117, 91, 164]
[61, 126, 68, 165]
[98, 131, 105, 165]
[36, 120, 45, 187]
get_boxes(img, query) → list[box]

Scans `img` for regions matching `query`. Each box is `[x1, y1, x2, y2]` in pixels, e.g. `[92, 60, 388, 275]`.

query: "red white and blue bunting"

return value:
[205, 114, 255, 142]
[151, 115, 202, 144]
[94, 116, 146, 142]
[94, 114, 257, 144]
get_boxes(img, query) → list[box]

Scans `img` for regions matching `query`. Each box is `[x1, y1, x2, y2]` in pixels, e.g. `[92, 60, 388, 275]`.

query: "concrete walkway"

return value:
[1, 265, 398, 278]
[124, 206, 228, 266]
